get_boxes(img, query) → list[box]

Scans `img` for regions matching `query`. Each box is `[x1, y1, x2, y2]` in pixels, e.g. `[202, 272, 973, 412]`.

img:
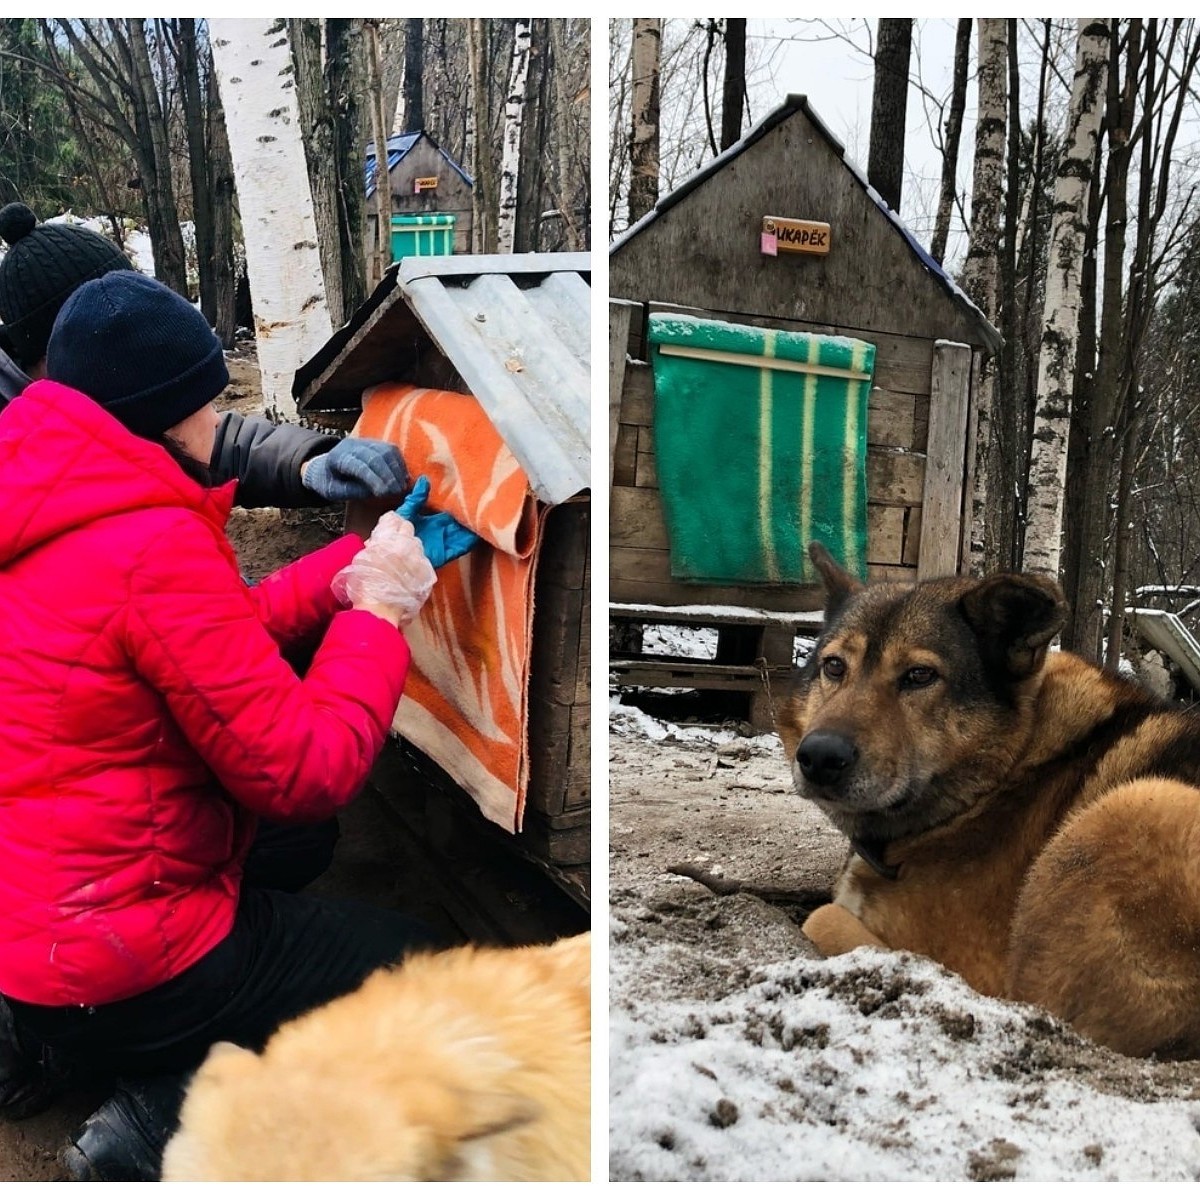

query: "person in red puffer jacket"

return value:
[0, 271, 471, 1181]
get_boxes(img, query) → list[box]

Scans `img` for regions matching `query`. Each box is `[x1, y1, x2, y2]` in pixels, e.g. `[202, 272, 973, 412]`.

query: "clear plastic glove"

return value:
[331, 512, 436, 626]
[303, 438, 409, 501]
[395, 475, 481, 569]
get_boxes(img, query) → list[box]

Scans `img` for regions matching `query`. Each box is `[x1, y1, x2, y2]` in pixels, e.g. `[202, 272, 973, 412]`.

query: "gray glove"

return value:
[302, 438, 409, 501]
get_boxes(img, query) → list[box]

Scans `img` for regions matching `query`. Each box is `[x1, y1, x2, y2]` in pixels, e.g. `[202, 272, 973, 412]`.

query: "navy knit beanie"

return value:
[47, 271, 228, 438]
[0, 202, 132, 369]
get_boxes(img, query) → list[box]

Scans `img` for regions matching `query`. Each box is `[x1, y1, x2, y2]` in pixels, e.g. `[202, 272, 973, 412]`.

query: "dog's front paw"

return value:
[801, 903, 888, 956]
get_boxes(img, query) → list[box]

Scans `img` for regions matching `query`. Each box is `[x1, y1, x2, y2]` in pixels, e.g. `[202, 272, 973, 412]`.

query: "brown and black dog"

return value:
[777, 543, 1200, 1060]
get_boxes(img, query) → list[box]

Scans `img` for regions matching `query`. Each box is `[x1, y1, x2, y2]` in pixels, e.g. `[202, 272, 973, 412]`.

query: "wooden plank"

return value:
[610, 602, 823, 629]
[913, 395, 930, 452]
[526, 696, 571, 817]
[867, 390, 917, 449]
[564, 704, 590, 811]
[613, 423, 638, 486]
[610, 484, 669, 550]
[635, 452, 658, 489]
[575, 590, 590, 706]
[960, 349, 984, 573]
[919, 341, 972, 578]
[613, 485, 908, 559]
[867, 447, 926, 506]
[611, 660, 792, 688]
[869, 503, 905, 565]
[610, 300, 635, 483]
[531, 581, 583, 707]
[609, 546, 914, 606]
[621, 360, 654, 426]
[902, 506, 922, 567]
[536, 498, 589, 589]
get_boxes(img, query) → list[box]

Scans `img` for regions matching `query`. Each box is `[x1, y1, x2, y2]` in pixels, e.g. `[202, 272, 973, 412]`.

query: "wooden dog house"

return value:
[366, 131, 474, 260]
[295, 252, 590, 893]
[609, 94, 1000, 729]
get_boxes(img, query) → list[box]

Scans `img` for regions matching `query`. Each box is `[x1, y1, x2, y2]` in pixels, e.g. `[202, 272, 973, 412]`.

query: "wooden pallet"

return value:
[609, 602, 824, 731]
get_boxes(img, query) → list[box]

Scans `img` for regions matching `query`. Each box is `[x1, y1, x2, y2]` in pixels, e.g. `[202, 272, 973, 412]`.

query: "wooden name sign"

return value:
[762, 216, 831, 256]
[414, 176, 439, 192]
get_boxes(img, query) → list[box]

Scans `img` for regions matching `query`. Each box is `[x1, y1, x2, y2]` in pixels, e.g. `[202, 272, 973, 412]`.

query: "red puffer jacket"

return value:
[0, 381, 410, 1006]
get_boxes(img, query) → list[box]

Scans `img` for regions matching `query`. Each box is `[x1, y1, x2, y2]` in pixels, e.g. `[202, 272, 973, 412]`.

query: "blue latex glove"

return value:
[395, 475, 481, 569]
[303, 438, 408, 501]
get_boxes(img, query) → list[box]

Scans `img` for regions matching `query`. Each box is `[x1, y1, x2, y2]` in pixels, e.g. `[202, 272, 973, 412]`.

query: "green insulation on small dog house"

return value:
[649, 313, 874, 585]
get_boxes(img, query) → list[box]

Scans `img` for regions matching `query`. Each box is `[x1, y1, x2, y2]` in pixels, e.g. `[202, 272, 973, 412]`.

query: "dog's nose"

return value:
[796, 731, 858, 788]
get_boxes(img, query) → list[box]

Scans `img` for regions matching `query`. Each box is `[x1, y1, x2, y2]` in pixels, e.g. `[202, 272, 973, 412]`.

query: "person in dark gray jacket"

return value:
[0, 202, 407, 507]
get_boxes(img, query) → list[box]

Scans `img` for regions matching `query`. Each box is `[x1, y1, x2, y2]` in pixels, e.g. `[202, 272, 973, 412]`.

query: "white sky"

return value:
[745, 19, 978, 268]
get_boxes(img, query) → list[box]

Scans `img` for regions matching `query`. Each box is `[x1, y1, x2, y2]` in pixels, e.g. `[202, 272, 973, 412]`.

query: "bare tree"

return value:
[49, 19, 188, 294]
[209, 17, 331, 418]
[868, 17, 912, 212]
[365, 18, 393, 286]
[931, 19, 970, 264]
[467, 17, 498, 253]
[720, 18, 746, 151]
[402, 18, 424, 131]
[1022, 19, 1109, 578]
[497, 19, 532, 254]
[962, 20, 1007, 574]
[627, 18, 662, 224]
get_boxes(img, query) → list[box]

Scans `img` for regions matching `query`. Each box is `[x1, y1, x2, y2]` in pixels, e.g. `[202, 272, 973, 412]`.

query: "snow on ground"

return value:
[609, 698, 1200, 1182]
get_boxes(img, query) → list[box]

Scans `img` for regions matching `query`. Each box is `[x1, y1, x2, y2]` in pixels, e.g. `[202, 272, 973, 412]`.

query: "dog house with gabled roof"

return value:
[609, 94, 1000, 729]
[366, 131, 474, 260]
[295, 252, 590, 898]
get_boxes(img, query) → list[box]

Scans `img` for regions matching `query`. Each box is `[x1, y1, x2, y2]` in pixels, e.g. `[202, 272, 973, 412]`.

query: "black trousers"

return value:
[8, 818, 443, 1077]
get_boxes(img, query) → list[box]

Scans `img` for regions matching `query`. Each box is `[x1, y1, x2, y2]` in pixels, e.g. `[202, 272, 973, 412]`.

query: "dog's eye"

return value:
[821, 656, 846, 680]
[902, 665, 938, 689]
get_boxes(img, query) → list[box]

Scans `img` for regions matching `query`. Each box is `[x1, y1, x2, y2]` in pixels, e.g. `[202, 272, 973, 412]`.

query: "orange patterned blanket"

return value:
[346, 383, 544, 830]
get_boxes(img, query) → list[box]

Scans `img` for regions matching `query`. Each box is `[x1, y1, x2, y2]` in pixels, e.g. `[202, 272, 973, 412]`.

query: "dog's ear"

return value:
[959, 573, 1068, 679]
[809, 542, 861, 623]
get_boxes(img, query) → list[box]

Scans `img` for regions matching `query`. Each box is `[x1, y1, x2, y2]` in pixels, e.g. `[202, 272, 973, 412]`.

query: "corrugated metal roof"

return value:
[295, 253, 590, 506]
[610, 94, 1001, 355]
[364, 131, 473, 198]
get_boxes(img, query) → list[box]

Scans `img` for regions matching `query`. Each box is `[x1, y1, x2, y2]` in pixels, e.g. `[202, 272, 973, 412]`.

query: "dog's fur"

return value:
[777, 544, 1200, 1059]
[161, 933, 590, 1182]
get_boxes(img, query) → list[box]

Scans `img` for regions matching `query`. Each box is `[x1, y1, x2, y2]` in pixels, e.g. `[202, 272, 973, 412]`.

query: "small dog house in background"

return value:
[609, 94, 1000, 730]
[295, 253, 590, 895]
[365, 131, 474, 262]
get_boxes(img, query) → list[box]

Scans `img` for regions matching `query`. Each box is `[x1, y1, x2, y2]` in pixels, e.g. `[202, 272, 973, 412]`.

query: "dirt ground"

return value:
[0, 348, 584, 1180]
[608, 699, 1200, 1181]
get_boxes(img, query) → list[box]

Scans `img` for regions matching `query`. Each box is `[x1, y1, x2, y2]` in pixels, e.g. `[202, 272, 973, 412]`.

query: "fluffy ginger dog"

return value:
[161, 932, 591, 1182]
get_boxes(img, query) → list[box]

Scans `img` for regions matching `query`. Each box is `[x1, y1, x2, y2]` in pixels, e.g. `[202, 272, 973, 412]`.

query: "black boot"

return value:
[0, 997, 76, 1120]
[60, 1074, 187, 1183]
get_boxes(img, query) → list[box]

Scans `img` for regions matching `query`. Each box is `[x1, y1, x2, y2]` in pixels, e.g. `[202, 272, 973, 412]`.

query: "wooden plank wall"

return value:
[611, 302, 937, 608]
[525, 496, 590, 865]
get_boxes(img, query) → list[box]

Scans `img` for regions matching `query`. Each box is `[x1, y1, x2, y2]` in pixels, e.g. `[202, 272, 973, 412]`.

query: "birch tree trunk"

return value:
[962, 19, 1006, 574]
[209, 18, 332, 420]
[627, 18, 662, 225]
[1021, 20, 1110, 578]
[497, 19, 532, 255]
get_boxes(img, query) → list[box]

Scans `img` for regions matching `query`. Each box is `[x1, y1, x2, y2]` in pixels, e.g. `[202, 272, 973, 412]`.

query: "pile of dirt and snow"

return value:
[608, 699, 1200, 1182]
